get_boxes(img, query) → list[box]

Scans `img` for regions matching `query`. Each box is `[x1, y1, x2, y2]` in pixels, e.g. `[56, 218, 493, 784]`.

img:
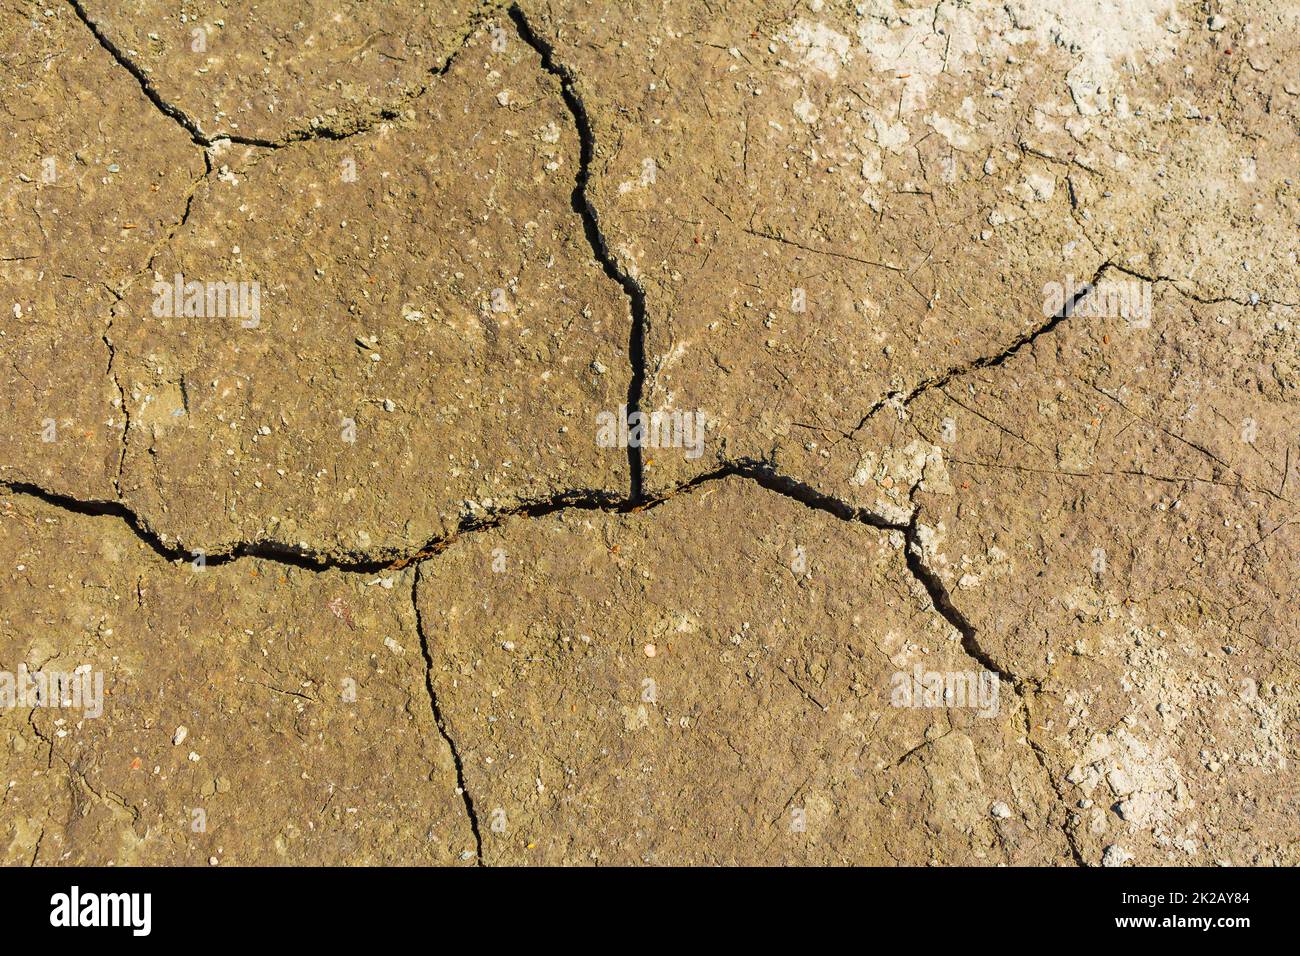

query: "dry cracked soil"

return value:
[0, 0, 1297, 867]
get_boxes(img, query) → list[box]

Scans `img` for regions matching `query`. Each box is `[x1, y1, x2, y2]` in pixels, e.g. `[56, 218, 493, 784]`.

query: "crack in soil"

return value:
[846, 263, 1111, 440]
[65, 0, 483, 150]
[0, 459, 904, 574]
[902, 506, 1084, 866]
[101, 153, 214, 497]
[65, 0, 209, 146]
[509, 4, 648, 502]
[1108, 261, 1300, 309]
[35, 1, 1105, 864]
[411, 565, 483, 865]
[0, 478, 625, 572]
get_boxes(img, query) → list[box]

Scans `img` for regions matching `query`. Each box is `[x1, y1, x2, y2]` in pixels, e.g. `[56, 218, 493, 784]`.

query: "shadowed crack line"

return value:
[411, 565, 483, 864]
[0, 479, 624, 573]
[102, 333, 127, 497]
[65, 0, 207, 146]
[0, 461, 905, 575]
[65, 0, 479, 150]
[509, 4, 648, 503]
[847, 263, 1110, 440]
[901, 508, 1085, 866]
[1023, 713, 1087, 867]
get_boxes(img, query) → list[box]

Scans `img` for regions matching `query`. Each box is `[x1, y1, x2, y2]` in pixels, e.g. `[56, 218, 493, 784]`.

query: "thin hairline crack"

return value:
[843, 262, 1112, 442]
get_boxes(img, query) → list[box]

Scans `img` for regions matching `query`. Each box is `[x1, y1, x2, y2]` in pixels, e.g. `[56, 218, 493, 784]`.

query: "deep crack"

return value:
[0, 478, 625, 572]
[1108, 261, 1299, 309]
[65, 0, 209, 146]
[509, 4, 648, 503]
[0, 461, 906, 575]
[411, 565, 484, 865]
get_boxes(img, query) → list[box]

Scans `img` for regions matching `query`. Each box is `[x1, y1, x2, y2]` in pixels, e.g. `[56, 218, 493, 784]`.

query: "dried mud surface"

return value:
[1, 0, 1296, 865]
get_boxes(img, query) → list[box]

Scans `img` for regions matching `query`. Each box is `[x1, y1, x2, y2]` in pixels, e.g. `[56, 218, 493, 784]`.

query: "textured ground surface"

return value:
[1, 0, 1296, 865]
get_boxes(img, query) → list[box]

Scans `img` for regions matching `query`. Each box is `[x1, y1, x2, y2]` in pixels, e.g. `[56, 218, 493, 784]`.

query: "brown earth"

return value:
[1, 0, 1296, 865]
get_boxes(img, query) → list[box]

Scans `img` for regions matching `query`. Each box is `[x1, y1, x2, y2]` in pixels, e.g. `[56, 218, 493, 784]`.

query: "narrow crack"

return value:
[65, 0, 208, 147]
[1023, 711, 1087, 867]
[509, 4, 648, 503]
[65, 0, 479, 151]
[848, 263, 1110, 439]
[411, 565, 483, 865]
[129, 149, 213, 292]
[1108, 261, 1299, 309]
[103, 334, 127, 498]
[901, 508, 1085, 866]
[103, 153, 213, 497]
[901, 511, 1014, 687]
[679, 458, 905, 531]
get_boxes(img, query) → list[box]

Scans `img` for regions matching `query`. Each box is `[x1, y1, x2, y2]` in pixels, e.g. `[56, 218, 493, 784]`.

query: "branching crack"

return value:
[6, 463, 1089, 863]
[65, 0, 208, 146]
